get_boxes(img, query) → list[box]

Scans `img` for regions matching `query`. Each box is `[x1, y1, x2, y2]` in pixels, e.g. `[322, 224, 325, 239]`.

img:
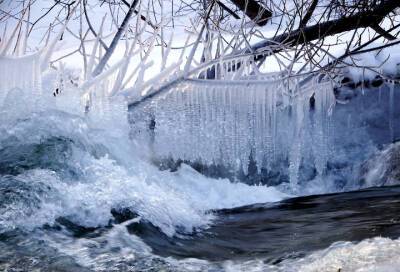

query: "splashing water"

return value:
[0, 66, 288, 237]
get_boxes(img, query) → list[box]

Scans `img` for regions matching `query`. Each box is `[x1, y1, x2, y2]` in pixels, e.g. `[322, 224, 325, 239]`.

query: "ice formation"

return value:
[0, 53, 42, 107]
[0, 30, 336, 188]
[0, 51, 128, 138]
[130, 74, 336, 186]
[389, 82, 395, 142]
[0, 56, 289, 237]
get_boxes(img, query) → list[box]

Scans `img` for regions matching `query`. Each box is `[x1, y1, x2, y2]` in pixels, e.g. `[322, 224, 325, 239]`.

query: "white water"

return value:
[0, 65, 289, 237]
[222, 237, 400, 272]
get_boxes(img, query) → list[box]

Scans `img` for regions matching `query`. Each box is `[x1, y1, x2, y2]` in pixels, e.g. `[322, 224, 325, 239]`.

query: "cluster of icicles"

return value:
[130, 76, 336, 186]
[0, 51, 128, 134]
[0, 46, 336, 187]
[0, 53, 42, 106]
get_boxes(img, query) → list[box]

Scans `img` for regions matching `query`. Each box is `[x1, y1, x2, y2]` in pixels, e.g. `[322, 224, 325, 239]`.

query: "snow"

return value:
[345, 44, 400, 82]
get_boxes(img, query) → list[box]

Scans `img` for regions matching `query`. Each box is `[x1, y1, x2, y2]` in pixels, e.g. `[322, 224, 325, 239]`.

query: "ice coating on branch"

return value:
[129, 76, 336, 187]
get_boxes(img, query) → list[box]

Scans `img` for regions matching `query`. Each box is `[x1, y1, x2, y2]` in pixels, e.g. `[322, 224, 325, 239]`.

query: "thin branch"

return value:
[83, 0, 109, 50]
[371, 24, 396, 40]
[92, 0, 139, 77]
[300, 0, 318, 27]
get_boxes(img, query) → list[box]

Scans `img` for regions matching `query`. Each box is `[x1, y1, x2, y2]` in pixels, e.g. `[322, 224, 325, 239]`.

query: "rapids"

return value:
[0, 81, 400, 271]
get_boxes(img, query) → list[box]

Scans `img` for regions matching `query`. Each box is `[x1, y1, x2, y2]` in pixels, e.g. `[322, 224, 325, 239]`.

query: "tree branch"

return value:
[250, 0, 400, 54]
[300, 0, 318, 27]
[92, 0, 139, 77]
[228, 0, 272, 26]
[121, 0, 157, 30]
[216, 0, 240, 19]
[83, 0, 109, 50]
[371, 24, 396, 41]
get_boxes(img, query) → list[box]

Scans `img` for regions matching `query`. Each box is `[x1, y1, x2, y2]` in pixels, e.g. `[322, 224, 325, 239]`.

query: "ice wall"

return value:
[129, 77, 336, 186]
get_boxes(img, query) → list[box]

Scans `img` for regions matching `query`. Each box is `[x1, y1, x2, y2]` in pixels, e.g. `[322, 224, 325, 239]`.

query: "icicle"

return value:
[312, 80, 335, 176]
[389, 81, 395, 142]
[129, 70, 336, 180]
[0, 52, 42, 106]
[288, 84, 306, 189]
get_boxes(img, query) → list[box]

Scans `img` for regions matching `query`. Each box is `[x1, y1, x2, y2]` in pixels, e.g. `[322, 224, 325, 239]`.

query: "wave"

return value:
[0, 106, 288, 236]
[219, 237, 400, 272]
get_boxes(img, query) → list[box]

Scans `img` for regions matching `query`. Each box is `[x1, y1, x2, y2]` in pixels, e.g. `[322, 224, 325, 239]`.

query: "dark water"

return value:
[2, 185, 400, 271]
[129, 185, 400, 262]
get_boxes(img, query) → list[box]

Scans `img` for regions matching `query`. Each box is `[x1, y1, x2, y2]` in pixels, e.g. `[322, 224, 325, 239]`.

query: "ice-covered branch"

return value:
[249, 0, 400, 55]
[92, 0, 139, 77]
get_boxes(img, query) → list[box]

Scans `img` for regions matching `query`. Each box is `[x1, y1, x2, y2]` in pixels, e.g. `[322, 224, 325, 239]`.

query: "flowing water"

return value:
[1, 82, 400, 271]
